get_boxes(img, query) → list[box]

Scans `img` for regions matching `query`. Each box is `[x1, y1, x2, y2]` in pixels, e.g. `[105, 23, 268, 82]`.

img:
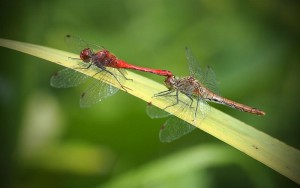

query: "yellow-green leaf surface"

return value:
[0, 38, 299, 184]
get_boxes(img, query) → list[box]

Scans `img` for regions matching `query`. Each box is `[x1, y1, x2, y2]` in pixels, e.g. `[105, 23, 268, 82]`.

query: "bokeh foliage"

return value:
[0, 0, 299, 187]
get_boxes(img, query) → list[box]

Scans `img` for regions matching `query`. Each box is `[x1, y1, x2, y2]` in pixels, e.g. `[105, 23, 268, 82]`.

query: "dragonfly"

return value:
[64, 35, 172, 77]
[51, 35, 172, 107]
[147, 47, 266, 142]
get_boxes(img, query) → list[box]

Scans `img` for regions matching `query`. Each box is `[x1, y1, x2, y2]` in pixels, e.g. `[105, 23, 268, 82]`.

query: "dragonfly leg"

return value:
[117, 69, 133, 81]
[184, 94, 194, 107]
[68, 57, 81, 61]
[182, 93, 201, 121]
[154, 89, 175, 96]
[163, 90, 180, 110]
[84, 66, 130, 92]
[192, 96, 200, 121]
[101, 67, 130, 92]
[74, 62, 93, 69]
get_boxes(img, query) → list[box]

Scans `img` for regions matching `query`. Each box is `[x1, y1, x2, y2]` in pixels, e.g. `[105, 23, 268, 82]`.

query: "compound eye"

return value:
[80, 48, 92, 62]
[165, 76, 176, 89]
[169, 76, 176, 84]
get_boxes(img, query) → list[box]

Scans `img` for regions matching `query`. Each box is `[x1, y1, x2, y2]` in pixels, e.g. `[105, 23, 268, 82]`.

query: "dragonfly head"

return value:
[80, 48, 93, 62]
[165, 75, 176, 89]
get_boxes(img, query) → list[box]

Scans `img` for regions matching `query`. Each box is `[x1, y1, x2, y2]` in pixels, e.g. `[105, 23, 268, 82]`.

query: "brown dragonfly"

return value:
[147, 48, 265, 142]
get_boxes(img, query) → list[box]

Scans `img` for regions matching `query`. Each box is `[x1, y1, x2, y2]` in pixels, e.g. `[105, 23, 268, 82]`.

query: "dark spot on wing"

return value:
[160, 124, 166, 131]
[81, 92, 86, 98]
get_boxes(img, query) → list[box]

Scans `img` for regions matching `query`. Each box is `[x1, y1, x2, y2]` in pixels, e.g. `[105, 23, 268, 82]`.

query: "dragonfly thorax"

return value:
[177, 76, 203, 95]
[165, 75, 202, 95]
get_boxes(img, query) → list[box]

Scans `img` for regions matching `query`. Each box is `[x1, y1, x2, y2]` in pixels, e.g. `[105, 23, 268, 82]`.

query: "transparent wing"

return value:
[173, 92, 210, 123]
[185, 48, 220, 96]
[80, 77, 119, 108]
[185, 47, 204, 82]
[79, 67, 126, 107]
[51, 63, 126, 108]
[159, 95, 210, 142]
[148, 90, 197, 142]
[196, 97, 211, 121]
[203, 66, 220, 95]
[146, 103, 171, 119]
[50, 68, 88, 88]
[151, 90, 186, 116]
[150, 88, 200, 121]
[159, 116, 196, 143]
[64, 34, 104, 54]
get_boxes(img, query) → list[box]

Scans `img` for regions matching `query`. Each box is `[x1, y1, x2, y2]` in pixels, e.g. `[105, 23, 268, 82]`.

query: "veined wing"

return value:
[203, 66, 220, 95]
[146, 103, 171, 119]
[50, 68, 88, 88]
[80, 77, 119, 108]
[185, 48, 220, 95]
[159, 116, 196, 143]
[185, 47, 203, 82]
[80, 67, 126, 107]
[146, 98, 197, 143]
[195, 96, 211, 121]
[65, 34, 105, 54]
[159, 94, 210, 142]
[147, 88, 207, 142]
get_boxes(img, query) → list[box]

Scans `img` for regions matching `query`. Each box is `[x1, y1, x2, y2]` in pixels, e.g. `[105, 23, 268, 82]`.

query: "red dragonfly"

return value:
[51, 35, 172, 107]
[147, 48, 265, 142]
[66, 34, 172, 77]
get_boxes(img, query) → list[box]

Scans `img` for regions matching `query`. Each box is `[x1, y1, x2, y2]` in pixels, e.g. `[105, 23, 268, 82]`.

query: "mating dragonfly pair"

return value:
[51, 35, 265, 142]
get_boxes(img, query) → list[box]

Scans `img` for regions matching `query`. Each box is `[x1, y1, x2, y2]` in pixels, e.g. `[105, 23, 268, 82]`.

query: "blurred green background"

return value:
[0, 0, 299, 187]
